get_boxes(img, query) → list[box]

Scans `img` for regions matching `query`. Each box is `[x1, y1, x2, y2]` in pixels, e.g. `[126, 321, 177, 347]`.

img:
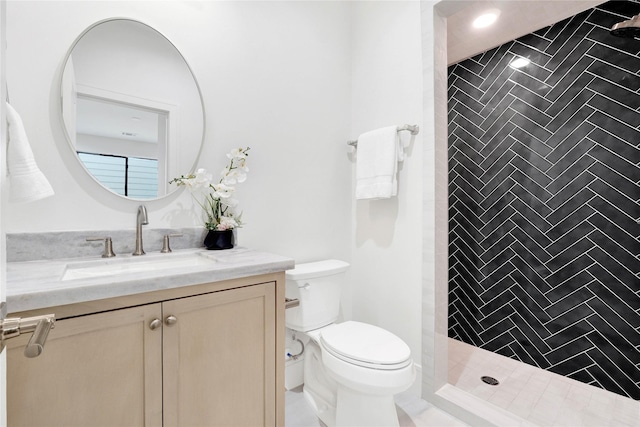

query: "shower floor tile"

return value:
[448, 338, 640, 427]
[285, 386, 468, 427]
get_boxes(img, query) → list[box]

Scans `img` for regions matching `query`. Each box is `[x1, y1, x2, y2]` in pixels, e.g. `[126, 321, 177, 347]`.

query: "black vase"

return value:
[204, 229, 234, 250]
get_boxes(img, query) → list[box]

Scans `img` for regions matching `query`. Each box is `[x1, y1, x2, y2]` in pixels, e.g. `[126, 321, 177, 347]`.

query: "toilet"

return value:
[285, 260, 415, 427]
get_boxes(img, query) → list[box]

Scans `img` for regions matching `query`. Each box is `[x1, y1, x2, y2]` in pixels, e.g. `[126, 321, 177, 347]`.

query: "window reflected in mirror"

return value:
[75, 96, 166, 199]
[78, 153, 158, 199]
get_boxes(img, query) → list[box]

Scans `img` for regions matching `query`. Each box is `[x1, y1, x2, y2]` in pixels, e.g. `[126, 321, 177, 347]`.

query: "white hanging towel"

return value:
[355, 126, 404, 200]
[6, 102, 55, 203]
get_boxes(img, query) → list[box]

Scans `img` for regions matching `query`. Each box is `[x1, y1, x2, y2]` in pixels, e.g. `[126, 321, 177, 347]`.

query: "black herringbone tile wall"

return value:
[448, 0, 640, 399]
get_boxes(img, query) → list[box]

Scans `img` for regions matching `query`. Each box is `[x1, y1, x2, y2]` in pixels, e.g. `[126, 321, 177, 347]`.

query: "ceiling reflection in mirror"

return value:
[60, 19, 205, 200]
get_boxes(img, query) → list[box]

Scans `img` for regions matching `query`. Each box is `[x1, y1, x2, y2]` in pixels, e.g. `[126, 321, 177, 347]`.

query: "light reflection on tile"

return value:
[448, 338, 640, 427]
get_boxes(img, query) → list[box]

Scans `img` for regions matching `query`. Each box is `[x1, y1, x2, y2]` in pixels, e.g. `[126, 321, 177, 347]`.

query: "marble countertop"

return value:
[6, 247, 295, 313]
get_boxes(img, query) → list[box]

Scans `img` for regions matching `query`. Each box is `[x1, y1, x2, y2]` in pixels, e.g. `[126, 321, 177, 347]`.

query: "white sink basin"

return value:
[61, 252, 217, 281]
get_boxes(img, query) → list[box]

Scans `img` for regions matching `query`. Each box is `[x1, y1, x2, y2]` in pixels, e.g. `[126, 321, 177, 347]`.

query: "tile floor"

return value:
[286, 338, 640, 426]
[448, 338, 640, 427]
[285, 386, 468, 427]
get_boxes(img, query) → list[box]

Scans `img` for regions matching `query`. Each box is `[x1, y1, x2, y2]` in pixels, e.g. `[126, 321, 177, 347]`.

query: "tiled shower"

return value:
[447, 0, 639, 400]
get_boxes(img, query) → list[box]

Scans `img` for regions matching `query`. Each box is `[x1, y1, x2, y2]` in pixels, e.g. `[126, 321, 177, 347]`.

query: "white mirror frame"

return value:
[59, 18, 206, 201]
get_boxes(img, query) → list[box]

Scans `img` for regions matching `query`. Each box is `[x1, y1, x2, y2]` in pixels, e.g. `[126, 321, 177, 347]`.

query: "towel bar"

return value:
[347, 124, 419, 147]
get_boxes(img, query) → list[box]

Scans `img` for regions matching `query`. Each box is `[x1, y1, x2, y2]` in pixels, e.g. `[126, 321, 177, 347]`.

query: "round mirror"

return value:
[60, 19, 205, 200]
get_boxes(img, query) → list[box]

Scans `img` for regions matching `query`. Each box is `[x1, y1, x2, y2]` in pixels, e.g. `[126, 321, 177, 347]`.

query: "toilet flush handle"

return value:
[301, 283, 311, 290]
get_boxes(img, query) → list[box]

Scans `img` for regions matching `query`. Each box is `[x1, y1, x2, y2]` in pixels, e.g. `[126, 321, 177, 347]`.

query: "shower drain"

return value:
[481, 376, 500, 386]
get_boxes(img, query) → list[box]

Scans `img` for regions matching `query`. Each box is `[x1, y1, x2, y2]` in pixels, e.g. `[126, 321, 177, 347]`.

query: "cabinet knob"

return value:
[149, 318, 162, 330]
[165, 315, 177, 326]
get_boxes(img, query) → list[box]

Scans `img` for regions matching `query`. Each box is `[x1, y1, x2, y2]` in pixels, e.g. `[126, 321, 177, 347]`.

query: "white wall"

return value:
[0, 1, 7, 424]
[3, 1, 352, 262]
[349, 1, 424, 393]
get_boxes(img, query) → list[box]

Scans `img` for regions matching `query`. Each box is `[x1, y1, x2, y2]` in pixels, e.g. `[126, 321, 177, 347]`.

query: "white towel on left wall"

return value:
[6, 102, 54, 203]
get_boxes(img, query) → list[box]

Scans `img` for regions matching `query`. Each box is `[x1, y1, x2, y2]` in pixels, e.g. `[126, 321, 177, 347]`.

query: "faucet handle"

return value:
[161, 234, 183, 253]
[86, 237, 116, 258]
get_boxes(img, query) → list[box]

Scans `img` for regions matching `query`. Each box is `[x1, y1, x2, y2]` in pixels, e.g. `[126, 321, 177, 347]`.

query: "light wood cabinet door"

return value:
[162, 282, 276, 427]
[6, 303, 163, 427]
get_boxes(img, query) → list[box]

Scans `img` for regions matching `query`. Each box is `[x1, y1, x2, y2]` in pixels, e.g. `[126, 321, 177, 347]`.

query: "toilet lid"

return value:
[320, 321, 411, 370]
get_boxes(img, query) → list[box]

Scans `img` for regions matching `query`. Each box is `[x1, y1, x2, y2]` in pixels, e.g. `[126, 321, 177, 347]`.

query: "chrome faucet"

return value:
[133, 205, 149, 256]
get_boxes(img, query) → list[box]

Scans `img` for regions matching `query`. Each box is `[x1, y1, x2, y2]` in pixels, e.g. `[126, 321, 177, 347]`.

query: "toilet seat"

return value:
[319, 321, 412, 370]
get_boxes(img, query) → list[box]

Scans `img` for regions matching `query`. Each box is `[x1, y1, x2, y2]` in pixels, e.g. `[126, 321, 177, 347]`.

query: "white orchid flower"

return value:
[178, 168, 211, 189]
[211, 183, 234, 199]
[171, 147, 249, 232]
[221, 168, 247, 185]
[227, 148, 249, 160]
[191, 168, 212, 187]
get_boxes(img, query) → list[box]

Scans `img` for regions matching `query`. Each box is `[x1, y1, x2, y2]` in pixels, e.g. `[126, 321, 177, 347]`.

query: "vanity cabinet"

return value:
[163, 282, 276, 426]
[6, 275, 283, 427]
[7, 303, 163, 426]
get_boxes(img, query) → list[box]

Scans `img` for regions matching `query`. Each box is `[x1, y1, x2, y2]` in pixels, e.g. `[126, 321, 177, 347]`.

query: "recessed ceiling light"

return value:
[510, 57, 531, 69]
[473, 11, 499, 29]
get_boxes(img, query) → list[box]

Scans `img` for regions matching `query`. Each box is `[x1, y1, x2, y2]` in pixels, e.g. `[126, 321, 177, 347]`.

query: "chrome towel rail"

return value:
[347, 124, 419, 148]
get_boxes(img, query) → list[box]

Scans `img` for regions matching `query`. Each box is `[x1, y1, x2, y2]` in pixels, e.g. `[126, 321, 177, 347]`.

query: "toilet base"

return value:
[335, 385, 400, 427]
[303, 388, 336, 427]
[298, 326, 413, 427]
[302, 338, 338, 426]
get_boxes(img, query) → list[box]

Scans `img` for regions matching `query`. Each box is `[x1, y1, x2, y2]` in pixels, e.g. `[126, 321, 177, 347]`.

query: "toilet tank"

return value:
[285, 260, 349, 332]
